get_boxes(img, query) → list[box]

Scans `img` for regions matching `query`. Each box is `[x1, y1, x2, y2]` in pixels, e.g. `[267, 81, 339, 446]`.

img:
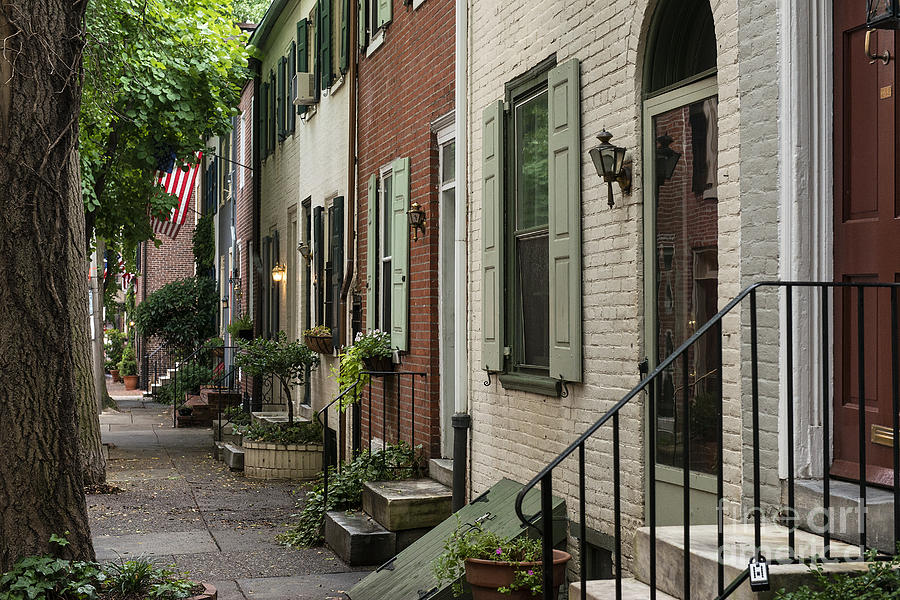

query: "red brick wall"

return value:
[356, 0, 455, 458]
[235, 80, 257, 399]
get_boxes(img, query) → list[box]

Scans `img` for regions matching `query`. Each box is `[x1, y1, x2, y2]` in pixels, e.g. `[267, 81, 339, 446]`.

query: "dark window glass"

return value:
[517, 234, 549, 367]
[515, 90, 549, 230]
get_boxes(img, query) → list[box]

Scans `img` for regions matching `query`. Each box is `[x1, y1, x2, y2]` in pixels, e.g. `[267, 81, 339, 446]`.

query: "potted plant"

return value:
[226, 313, 254, 341]
[234, 331, 320, 425]
[304, 325, 333, 354]
[118, 343, 139, 390]
[433, 520, 571, 599]
[354, 329, 393, 372]
[105, 329, 126, 382]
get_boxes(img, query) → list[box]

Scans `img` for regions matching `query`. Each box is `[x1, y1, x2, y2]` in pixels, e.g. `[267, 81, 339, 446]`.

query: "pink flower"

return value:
[527, 570, 534, 575]
[496, 548, 503, 555]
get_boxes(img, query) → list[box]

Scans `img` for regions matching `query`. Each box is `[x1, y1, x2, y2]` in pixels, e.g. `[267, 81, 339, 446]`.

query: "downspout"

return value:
[340, 0, 358, 348]
[250, 60, 263, 408]
[451, 0, 470, 512]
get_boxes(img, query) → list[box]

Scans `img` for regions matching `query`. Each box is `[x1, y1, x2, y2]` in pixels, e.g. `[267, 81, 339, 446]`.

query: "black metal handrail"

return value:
[142, 342, 177, 391]
[514, 281, 900, 600]
[315, 370, 427, 511]
[171, 344, 240, 427]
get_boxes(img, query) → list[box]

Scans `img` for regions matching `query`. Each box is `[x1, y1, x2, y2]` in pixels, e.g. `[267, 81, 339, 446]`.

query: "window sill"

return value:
[366, 29, 386, 58]
[329, 74, 346, 95]
[498, 372, 560, 397]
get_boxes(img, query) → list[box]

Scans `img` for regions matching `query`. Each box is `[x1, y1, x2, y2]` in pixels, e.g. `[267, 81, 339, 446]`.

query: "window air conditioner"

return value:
[293, 72, 316, 106]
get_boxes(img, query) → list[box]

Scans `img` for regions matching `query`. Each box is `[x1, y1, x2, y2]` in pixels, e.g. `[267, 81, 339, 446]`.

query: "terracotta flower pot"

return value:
[122, 375, 139, 390]
[465, 549, 571, 600]
[110, 369, 120, 383]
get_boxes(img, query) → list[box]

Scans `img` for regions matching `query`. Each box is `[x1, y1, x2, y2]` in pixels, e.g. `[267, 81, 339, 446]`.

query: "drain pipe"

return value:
[339, 0, 358, 347]
[451, 0, 470, 513]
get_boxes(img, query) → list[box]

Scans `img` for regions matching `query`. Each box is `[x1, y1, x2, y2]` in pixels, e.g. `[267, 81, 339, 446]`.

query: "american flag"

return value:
[150, 151, 202, 239]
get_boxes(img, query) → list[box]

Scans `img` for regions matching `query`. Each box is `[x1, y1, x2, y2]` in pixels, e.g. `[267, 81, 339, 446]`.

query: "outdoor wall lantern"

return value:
[297, 241, 312, 262]
[656, 134, 682, 183]
[222, 295, 229, 309]
[867, 0, 900, 30]
[271, 263, 286, 283]
[408, 202, 427, 241]
[589, 130, 632, 208]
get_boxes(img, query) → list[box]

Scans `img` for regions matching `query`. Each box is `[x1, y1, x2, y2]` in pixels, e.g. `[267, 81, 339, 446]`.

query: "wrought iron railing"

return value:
[171, 344, 242, 427]
[142, 342, 177, 391]
[515, 281, 900, 600]
[316, 370, 428, 510]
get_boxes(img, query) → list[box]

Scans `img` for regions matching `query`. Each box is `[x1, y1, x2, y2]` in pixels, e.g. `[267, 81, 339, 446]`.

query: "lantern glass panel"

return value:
[867, 0, 899, 28]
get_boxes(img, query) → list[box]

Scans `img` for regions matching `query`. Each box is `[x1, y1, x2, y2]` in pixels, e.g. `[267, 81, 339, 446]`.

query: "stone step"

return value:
[324, 510, 397, 566]
[427, 458, 453, 488]
[633, 523, 864, 600]
[223, 443, 244, 471]
[362, 478, 452, 532]
[214, 441, 225, 461]
[571, 578, 678, 600]
[794, 478, 895, 553]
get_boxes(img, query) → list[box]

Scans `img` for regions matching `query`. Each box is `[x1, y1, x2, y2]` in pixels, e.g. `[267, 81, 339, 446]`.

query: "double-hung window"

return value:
[358, 0, 392, 52]
[314, 197, 345, 348]
[482, 57, 583, 394]
[365, 158, 409, 351]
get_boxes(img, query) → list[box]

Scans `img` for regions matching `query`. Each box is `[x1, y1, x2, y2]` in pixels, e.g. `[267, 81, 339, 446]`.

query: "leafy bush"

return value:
[234, 331, 319, 424]
[118, 343, 137, 377]
[238, 421, 323, 445]
[155, 361, 212, 405]
[133, 276, 217, 354]
[331, 345, 368, 409]
[222, 405, 251, 426]
[103, 559, 194, 599]
[774, 551, 900, 599]
[104, 330, 126, 371]
[277, 442, 421, 548]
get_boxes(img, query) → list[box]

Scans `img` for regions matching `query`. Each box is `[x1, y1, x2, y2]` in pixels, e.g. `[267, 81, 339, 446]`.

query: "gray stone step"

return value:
[633, 523, 864, 600]
[571, 578, 678, 600]
[214, 441, 225, 461]
[794, 478, 895, 553]
[223, 443, 244, 471]
[427, 458, 453, 488]
[325, 510, 396, 566]
[362, 478, 452, 532]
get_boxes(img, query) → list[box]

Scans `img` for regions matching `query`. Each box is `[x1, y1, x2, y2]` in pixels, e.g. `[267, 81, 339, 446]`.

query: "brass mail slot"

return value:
[871, 424, 894, 448]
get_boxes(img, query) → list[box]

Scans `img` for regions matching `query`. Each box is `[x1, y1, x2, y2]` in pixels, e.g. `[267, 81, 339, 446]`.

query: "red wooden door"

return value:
[832, 2, 900, 485]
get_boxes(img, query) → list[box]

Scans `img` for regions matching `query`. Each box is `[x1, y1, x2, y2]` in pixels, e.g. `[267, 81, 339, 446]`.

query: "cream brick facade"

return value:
[465, 0, 790, 568]
[256, 0, 349, 420]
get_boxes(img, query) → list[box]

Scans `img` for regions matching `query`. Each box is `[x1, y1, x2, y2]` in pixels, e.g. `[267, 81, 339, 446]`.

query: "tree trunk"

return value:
[0, 0, 94, 570]
[80, 242, 107, 487]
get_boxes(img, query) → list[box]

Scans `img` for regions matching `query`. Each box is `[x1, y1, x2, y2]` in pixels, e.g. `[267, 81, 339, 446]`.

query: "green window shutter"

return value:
[269, 72, 276, 153]
[319, 0, 333, 90]
[366, 174, 377, 331]
[377, 0, 391, 29]
[547, 58, 582, 383]
[358, 0, 367, 51]
[390, 157, 409, 352]
[260, 83, 269, 159]
[481, 100, 504, 372]
[277, 58, 286, 139]
[289, 43, 297, 133]
[297, 19, 309, 116]
[331, 196, 345, 348]
[314, 206, 324, 324]
[313, 4, 321, 102]
[340, 0, 350, 74]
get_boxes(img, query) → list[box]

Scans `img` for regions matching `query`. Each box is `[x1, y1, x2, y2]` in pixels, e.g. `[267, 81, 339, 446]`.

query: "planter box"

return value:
[363, 356, 393, 372]
[243, 440, 323, 480]
[304, 334, 333, 354]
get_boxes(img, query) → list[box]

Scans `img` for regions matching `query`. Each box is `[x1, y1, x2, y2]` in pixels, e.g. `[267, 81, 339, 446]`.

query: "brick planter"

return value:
[243, 440, 323, 480]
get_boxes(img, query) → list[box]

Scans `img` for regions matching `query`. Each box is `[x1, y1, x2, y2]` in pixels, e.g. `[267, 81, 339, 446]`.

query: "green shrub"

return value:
[238, 421, 323, 445]
[133, 276, 217, 354]
[156, 361, 212, 405]
[104, 329, 126, 371]
[222, 405, 251, 426]
[118, 343, 137, 377]
[192, 212, 215, 275]
[775, 552, 900, 599]
[226, 313, 253, 337]
[277, 442, 421, 548]
[104, 559, 194, 599]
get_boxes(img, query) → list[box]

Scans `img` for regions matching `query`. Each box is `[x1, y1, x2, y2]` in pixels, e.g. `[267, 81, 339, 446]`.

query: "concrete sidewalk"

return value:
[89, 379, 370, 599]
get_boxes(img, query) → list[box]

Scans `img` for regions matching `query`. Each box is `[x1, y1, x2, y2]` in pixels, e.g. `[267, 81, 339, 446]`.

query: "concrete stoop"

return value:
[427, 458, 453, 488]
[571, 578, 678, 600]
[617, 523, 866, 600]
[325, 477, 451, 566]
[223, 443, 244, 471]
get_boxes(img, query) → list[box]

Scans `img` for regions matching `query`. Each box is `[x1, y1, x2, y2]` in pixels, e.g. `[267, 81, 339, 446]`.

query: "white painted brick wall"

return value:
[258, 0, 349, 419]
[465, 0, 767, 568]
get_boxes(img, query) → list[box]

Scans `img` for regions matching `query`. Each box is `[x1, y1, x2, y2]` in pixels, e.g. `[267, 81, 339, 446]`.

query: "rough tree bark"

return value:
[0, 0, 95, 570]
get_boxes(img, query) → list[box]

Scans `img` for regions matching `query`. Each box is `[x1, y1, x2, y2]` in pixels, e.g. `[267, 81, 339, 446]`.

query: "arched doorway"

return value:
[642, 0, 720, 525]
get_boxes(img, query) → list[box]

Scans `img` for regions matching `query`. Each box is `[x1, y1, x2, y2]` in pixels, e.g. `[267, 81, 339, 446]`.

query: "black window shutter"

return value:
[289, 43, 297, 133]
[340, 0, 350, 74]
[269, 72, 276, 153]
[273, 230, 280, 333]
[318, 0, 333, 91]
[313, 206, 324, 325]
[260, 83, 269, 158]
[331, 197, 344, 348]
[277, 58, 286, 140]
[262, 236, 271, 337]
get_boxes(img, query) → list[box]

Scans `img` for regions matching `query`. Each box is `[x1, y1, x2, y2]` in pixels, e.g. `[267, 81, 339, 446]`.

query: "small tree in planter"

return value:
[118, 343, 139, 390]
[234, 332, 319, 424]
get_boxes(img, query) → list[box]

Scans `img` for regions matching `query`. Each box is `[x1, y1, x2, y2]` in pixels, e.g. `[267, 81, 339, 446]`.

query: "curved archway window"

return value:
[644, 0, 716, 95]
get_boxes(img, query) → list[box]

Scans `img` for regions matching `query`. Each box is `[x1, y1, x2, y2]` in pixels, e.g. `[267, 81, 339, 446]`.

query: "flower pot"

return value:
[465, 549, 571, 600]
[122, 375, 139, 390]
[110, 369, 120, 383]
[363, 356, 393, 373]
[305, 333, 333, 354]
